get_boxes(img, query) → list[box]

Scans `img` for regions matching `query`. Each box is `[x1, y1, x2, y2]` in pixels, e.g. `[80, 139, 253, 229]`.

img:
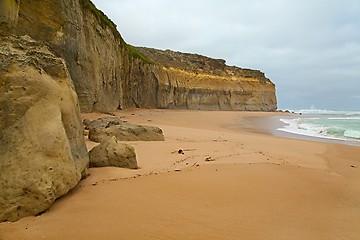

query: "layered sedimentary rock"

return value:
[12, 0, 276, 112]
[0, 35, 89, 222]
[137, 48, 277, 111]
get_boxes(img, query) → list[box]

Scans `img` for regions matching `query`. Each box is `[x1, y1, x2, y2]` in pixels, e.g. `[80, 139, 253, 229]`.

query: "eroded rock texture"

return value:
[0, 35, 89, 222]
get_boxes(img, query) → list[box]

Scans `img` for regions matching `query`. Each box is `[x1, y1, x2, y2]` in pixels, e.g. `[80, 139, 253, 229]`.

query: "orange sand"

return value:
[1, 109, 359, 240]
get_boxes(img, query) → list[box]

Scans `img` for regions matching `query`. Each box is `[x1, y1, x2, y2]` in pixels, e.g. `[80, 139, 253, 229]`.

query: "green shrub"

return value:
[125, 44, 153, 64]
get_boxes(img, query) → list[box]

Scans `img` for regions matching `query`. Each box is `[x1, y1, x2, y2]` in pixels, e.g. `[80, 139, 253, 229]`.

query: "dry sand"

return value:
[1, 109, 359, 240]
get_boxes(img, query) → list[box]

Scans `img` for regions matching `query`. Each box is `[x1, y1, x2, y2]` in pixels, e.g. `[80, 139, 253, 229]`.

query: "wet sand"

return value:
[0, 109, 359, 240]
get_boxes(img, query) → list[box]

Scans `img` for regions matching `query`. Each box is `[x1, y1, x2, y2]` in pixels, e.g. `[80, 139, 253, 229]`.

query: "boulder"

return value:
[87, 117, 165, 143]
[0, 35, 89, 222]
[89, 136, 138, 169]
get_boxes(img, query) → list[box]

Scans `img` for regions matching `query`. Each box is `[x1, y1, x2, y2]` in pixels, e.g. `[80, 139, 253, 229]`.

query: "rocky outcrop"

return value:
[89, 136, 138, 169]
[0, 35, 89, 222]
[86, 117, 165, 142]
[9, 0, 276, 112]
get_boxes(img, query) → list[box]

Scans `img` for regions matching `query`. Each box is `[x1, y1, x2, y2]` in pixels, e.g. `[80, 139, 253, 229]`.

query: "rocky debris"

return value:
[205, 156, 216, 162]
[171, 148, 197, 154]
[82, 118, 92, 129]
[87, 117, 165, 143]
[0, 35, 89, 222]
[89, 137, 138, 169]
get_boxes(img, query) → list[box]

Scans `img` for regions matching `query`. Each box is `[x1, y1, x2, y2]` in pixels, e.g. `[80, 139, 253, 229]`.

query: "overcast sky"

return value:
[92, 0, 360, 110]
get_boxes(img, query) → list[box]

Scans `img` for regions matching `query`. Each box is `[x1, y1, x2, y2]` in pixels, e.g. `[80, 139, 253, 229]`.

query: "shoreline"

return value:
[236, 113, 360, 147]
[1, 109, 359, 240]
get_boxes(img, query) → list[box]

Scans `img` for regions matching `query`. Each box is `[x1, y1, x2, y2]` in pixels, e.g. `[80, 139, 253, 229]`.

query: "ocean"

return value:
[278, 109, 360, 145]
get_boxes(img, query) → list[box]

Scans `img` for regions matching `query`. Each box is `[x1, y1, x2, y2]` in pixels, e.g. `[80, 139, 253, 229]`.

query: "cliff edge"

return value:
[9, 0, 276, 112]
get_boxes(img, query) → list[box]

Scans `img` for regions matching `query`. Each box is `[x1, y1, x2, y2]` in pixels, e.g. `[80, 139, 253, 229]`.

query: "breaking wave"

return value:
[278, 110, 360, 143]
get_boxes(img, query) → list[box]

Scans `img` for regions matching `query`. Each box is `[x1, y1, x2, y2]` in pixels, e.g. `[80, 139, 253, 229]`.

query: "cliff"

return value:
[9, 0, 276, 112]
[136, 48, 277, 111]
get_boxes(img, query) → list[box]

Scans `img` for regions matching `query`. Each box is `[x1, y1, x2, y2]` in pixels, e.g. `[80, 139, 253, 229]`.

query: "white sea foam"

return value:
[344, 130, 360, 140]
[279, 118, 338, 141]
[296, 109, 360, 116]
[278, 110, 360, 144]
[328, 117, 360, 120]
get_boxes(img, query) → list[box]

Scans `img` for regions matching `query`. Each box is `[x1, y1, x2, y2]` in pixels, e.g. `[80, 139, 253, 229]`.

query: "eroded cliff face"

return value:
[12, 0, 276, 112]
[15, 0, 125, 112]
[137, 48, 277, 111]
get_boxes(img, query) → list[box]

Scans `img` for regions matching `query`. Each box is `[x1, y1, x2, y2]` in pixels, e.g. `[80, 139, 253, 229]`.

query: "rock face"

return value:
[11, 0, 277, 112]
[89, 137, 138, 169]
[14, 0, 151, 112]
[137, 48, 277, 111]
[0, 0, 20, 35]
[0, 35, 89, 222]
[86, 117, 165, 143]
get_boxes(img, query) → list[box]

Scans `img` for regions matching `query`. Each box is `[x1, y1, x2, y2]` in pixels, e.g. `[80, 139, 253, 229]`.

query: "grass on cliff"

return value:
[125, 44, 153, 64]
[79, 0, 153, 64]
[79, 0, 120, 38]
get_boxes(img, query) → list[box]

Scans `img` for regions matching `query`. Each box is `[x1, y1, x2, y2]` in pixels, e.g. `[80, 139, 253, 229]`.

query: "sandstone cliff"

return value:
[13, 0, 157, 112]
[0, 35, 89, 222]
[137, 48, 277, 111]
[11, 0, 276, 112]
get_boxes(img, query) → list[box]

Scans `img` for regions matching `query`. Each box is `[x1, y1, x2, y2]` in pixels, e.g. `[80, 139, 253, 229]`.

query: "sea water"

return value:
[278, 109, 360, 144]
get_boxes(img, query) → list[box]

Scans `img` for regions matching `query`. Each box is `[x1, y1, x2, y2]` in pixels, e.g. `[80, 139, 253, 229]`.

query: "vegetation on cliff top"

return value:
[79, 0, 153, 64]
[125, 44, 153, 64]
[136, 47, 269, 81]
[79, 0, 120, 38]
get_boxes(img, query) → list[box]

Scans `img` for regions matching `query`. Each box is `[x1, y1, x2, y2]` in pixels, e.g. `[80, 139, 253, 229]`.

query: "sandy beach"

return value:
[1, 109, 359, 240]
